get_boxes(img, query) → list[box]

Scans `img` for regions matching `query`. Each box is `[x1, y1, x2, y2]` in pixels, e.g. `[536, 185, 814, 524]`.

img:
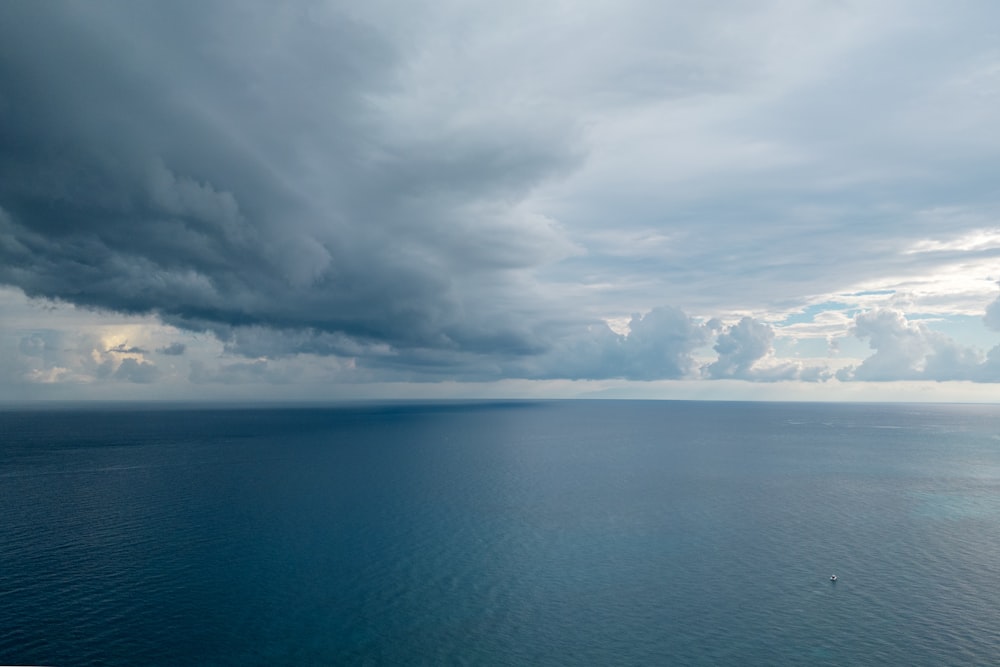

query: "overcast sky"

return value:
[3, 0, 1000, 402]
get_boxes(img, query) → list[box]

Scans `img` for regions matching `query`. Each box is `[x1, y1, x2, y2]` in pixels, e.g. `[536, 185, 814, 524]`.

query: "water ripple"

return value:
[3, 402, 1000, 665]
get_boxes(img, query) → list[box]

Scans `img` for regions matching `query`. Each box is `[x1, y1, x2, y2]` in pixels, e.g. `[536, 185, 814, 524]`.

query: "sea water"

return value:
[2, 400, 1000, 665]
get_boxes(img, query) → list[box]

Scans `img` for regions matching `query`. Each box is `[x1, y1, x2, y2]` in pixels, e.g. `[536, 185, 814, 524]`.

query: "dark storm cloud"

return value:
[0, 2, 582, 368]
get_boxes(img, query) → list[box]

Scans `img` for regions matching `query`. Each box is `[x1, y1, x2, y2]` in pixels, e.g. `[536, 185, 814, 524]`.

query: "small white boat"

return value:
[830, 574, 838, 582]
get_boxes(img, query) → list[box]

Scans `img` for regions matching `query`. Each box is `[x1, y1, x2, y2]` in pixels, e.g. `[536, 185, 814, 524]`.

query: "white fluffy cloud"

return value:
[703, 317, 819, 382]
[837, 309, 1000, 382]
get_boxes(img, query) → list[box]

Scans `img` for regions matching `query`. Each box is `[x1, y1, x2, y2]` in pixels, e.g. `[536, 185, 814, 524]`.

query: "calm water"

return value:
[2, 400, 1000, 665]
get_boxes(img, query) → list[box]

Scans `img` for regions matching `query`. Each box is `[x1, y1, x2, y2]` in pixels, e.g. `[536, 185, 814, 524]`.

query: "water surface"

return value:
[2, 401, 1000, 664]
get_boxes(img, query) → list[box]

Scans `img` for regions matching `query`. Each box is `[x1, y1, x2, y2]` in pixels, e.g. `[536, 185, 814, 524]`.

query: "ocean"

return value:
[2, 400, 1000, 665]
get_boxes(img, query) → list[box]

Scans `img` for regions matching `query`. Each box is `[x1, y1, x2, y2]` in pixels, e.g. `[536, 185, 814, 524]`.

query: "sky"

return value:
[3, 0, 1000, 402]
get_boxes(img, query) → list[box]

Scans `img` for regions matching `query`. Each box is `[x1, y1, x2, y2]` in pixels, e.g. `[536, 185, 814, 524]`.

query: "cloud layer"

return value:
[3, 1, 1000, 396]
[0, 2, 582, 361]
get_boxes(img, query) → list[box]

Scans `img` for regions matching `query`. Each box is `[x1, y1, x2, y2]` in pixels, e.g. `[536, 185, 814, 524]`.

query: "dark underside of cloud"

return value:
[0, 2, 583, 371]
[0, 2, 800, 384]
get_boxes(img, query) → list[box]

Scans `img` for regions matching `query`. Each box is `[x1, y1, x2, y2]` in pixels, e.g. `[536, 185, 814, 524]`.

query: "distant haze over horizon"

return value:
[3, 1, 1000, 402]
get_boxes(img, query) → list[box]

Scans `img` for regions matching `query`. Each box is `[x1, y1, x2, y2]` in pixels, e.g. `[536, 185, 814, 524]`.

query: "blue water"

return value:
[2, 400, 1000, 665]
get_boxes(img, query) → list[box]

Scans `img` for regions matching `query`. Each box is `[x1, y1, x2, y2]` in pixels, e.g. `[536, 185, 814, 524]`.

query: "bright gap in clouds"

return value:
[2, 2, 1000, 402]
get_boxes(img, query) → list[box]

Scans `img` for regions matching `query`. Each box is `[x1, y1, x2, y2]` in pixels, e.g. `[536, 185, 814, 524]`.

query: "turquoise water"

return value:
[2, 401, 1000, 665]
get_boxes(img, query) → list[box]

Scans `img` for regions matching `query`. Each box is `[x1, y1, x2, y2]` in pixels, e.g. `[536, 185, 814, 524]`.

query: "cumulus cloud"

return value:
[511, 308, 829, 382]
[521, 307, 710, 381]
[15, 332, 85, 384]
[11, 330, 159, 385]
[705, 317, 774, 379]
[702, 317, 825, 382]
[616, 307, 711, 380]
[837, 309, 997, 382]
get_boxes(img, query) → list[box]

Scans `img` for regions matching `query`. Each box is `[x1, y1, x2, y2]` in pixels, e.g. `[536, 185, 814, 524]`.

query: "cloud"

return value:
[521, 306, 710, 381]
[10, 330, 159, 385]
[14, 331, 85, 384]
[509, 307, 832, 383]
[0, 1, 581, 365]
[114, 357, 159, 384]
[108, 343, 148, 355]
[4, 2, 1000, 394]
[157, 342, 187, 356]
[703, 317, 826, 382]
[984, 284, 1000, 332]
[620, 307, 711, 380]
[837, 309, 995, 382]
[189, 359, 293, 385]
[705, 317, 774, 379]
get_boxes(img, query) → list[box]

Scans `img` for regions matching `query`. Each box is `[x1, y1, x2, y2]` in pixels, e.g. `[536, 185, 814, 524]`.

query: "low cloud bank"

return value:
[837, 308, 1000, 382]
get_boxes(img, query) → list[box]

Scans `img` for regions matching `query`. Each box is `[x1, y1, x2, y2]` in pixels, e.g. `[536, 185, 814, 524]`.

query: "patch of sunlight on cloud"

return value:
[603, 316, 631, 336]
[841, 268, 1000, 317]
[777, 310, 855, 340]
[905, 228, 1000, 254]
